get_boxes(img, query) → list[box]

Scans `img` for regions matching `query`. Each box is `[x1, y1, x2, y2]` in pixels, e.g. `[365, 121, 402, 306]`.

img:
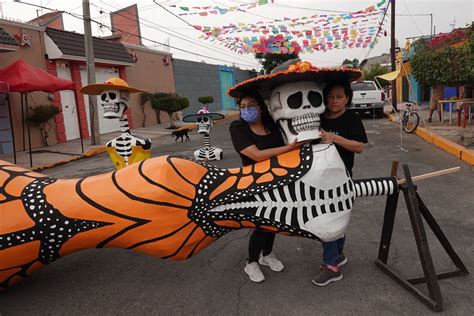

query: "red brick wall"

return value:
[110, 4, 142, 46]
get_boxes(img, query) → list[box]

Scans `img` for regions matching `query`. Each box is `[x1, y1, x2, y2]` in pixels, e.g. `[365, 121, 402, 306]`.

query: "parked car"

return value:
[349, 80, 385, 118]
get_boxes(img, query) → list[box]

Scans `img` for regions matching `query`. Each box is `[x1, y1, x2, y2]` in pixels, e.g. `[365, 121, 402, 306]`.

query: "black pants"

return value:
[248, 229, 275, 263]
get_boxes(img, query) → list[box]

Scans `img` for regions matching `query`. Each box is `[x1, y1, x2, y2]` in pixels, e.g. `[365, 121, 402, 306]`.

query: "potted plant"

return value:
[27, 104, 61, 146]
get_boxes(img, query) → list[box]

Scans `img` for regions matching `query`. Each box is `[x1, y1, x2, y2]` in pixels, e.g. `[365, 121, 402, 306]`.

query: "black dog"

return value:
[172, 128, 190, 142]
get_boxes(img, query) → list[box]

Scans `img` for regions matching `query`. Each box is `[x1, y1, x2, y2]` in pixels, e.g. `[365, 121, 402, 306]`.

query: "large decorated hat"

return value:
[182, 106, 225, 122]
[80, 77, 146, 95]
[228, 60, 362, 99]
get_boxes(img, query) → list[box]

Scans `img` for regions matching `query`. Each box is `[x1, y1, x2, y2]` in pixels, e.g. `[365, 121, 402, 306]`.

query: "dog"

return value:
[172, 128, 190, 142]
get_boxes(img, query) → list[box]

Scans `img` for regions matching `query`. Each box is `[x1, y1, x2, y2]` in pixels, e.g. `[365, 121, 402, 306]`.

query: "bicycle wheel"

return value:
[403, 112, 419, 133]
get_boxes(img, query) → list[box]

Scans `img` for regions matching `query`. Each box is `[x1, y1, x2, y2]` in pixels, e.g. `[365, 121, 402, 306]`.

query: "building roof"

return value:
[0, 27, 19, 46]
[45, 27, 134, 64]
[28, 11, 63, 27]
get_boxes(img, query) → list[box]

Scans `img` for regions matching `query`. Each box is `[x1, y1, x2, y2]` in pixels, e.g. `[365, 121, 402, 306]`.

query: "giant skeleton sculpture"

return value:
[81, 78, 152, 169]
[0, 61, 399, 289]
[183, 107, 225, 161]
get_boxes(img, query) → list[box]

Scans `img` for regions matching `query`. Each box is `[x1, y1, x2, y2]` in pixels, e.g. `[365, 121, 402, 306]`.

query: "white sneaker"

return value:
[244, 262, 265, 283]
[259, 253, 284, 272]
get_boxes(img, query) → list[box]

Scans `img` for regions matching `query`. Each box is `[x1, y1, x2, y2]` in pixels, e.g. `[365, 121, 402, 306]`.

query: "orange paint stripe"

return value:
[172, 228, 207, 260]
[254, 160, 270, 173]
[277, 149, 301, 168]
[0, 240, 40, 270]
[273, 168, 288, 176]
[0, 170, 9, 186]
[170, 157, 208, 185]
[242, 165, 253, 175]
[256, 172, 274, 184]
[0, 200, 35, 235]
[237, 175, 254, 190]
[241, 220, 256, 228]
[142, 158, 197, 201]
[209, 176, 237, 200]
[4, 176, 36, 197]
[26, 261, 44, 275]
[214, 220, 241, 228]
[2, 166, 28, 172]
[260, 225, 278, 232]
[133, 222, 197, 259]
[0, 267, 20, 284]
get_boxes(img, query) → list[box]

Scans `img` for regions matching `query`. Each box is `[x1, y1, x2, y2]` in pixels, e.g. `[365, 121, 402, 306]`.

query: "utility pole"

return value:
[83, 0, 100, 145]
[390, 0, 397, 109]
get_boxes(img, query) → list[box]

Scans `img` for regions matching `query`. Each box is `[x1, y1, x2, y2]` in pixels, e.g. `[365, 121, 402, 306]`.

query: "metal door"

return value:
[219, 66, 235, 110]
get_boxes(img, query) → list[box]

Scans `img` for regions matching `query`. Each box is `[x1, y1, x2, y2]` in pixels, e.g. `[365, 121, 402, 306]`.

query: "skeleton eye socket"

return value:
[109, 92, 117, 100]
[203, 117, 209, 122]
[197, 117, 203, 123]
[287, 92, 303, 109]
[308, 91, 323, 107]
[101, 94, 107, 101]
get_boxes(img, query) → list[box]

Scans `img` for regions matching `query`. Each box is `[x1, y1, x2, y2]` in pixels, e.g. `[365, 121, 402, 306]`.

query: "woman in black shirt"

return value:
[230, 92, 304, 283]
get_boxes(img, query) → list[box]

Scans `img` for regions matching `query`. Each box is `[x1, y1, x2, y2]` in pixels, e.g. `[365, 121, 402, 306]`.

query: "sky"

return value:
[1, 0, 472, 71]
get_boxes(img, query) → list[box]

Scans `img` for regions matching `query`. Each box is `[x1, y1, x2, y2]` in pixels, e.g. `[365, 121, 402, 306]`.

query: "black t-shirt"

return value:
[230, 119, 285, 166]
[320, 110, 368, 175]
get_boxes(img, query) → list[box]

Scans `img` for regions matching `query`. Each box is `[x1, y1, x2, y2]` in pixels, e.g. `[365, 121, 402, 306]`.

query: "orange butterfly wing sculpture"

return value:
[0, 146, 314, 289]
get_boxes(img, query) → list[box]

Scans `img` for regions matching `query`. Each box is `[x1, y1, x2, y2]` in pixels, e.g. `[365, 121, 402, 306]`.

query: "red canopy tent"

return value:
[0, 59, 78, 167]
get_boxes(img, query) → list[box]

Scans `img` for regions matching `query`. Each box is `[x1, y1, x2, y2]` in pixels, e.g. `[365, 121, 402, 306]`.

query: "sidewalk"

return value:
[0, 110, 239, 171]
[384, 103, 474, 165]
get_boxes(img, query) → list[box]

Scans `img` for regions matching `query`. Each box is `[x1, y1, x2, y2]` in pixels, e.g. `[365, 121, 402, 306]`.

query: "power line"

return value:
[402, 0, 424, 36]
[15, 1, 257, 68]
[93, 1, 257, 67]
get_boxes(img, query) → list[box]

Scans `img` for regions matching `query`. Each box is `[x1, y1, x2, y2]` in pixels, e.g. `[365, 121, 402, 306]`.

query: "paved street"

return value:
[1, 117, 473, 315]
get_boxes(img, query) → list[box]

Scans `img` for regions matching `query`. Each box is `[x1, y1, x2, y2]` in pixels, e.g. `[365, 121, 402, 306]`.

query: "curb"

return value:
[31, 111, 241, 171]
[384, 113, 474, 165]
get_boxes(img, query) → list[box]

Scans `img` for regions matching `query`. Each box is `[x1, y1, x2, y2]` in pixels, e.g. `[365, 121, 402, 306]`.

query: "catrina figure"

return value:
[81, 78, 152, 169]
[183, 107, 225, 161]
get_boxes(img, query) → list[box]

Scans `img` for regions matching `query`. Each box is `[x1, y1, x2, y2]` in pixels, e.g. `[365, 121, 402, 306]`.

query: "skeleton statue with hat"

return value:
[183, 106, 225, 161]
[228, 60, 366, 240]
[81, 78, 152, 169]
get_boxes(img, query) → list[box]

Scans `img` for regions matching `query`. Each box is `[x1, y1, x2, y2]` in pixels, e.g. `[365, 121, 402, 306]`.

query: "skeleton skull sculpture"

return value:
[269, 81, 325, 143]
[196, 115, 213, 135]
[99, 89, 129, 119]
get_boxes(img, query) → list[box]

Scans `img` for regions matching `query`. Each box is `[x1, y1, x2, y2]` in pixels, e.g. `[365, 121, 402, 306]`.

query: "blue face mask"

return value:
[240, 107, 260, 124]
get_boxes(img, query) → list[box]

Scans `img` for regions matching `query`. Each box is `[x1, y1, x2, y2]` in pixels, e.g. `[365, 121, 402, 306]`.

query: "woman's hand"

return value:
[287, 138, 310, 151]
[320, 129, 339, 144]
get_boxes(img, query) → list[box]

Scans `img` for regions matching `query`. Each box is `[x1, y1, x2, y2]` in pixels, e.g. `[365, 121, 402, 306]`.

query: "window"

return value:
[351, 82, 377, 91]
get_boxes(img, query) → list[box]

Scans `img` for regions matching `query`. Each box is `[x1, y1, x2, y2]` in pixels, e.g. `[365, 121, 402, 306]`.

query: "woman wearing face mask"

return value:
[229, 92, 305, 283]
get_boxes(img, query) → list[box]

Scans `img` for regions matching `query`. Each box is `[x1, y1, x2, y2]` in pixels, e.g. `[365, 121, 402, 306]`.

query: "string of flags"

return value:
[169, 1, 269, 16]
[169, 0, 388, 54]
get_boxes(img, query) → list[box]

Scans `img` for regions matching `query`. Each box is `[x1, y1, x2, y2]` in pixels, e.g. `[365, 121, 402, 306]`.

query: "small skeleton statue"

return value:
[183, 107, 225, 161]
[81, 78, 152, 169]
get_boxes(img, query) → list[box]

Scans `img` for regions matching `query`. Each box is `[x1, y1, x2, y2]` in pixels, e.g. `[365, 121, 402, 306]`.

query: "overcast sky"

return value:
[1, 0, 472, 71]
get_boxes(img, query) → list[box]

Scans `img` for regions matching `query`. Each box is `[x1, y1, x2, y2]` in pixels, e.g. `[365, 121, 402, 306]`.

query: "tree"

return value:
[342, 58, 360, 68]
[150, 92, 171, 124]
[197, 96, 214, 110]
[364, 64, 390, 87]
[27, 104, 61, 146]
[410, 26, 472, 87]
[255, 53, 299, 74]
[151, 93, 189, 129]
[139, 92, 153, 127]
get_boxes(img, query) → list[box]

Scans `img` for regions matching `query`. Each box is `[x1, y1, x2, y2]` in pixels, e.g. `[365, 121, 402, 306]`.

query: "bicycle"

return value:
[401, 103, 420, 133]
